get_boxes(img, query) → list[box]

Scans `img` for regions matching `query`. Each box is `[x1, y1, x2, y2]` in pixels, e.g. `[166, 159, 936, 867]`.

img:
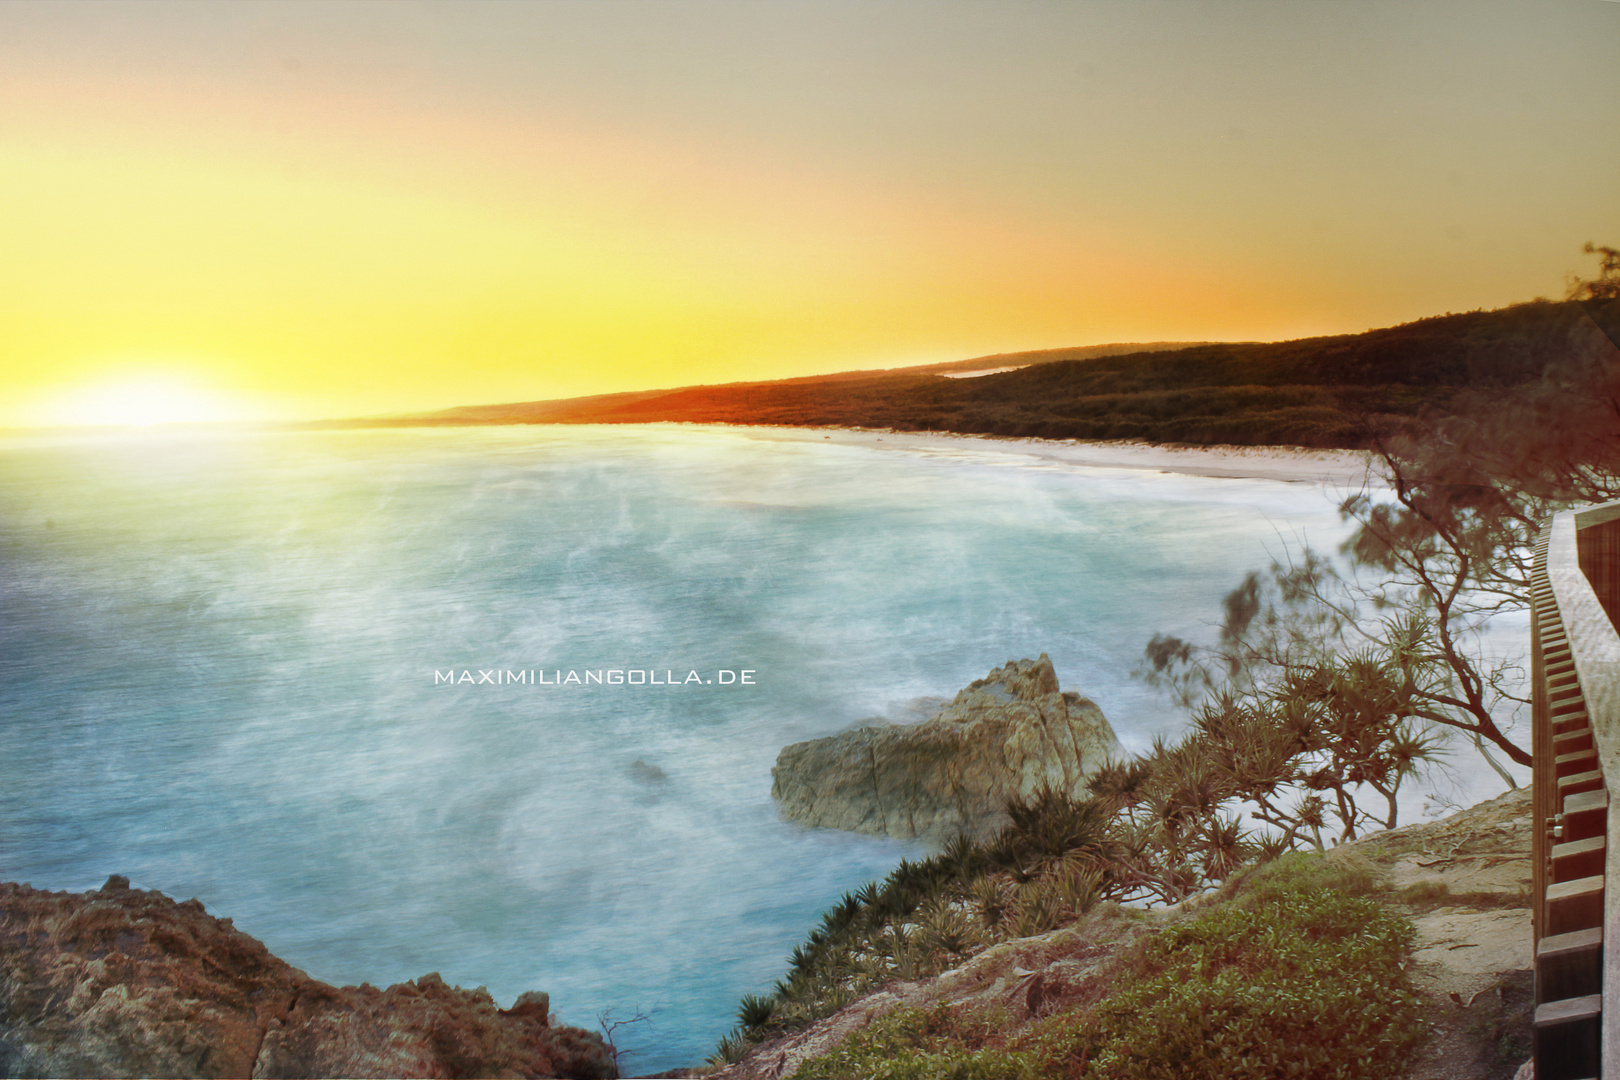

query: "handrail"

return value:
[1532, 503, 1620, 1079]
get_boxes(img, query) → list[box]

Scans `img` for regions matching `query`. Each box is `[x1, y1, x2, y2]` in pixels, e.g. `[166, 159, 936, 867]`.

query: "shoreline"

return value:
[699, 422, 1377, 486]
[0, 418, 1378, 487]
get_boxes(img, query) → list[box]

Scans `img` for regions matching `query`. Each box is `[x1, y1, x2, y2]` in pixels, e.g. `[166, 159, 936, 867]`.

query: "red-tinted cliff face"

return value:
[0, 876, 617, 1079]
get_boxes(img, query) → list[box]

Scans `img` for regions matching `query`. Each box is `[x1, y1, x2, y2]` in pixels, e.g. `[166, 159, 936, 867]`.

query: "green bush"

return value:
[1390, 880, 1451, 907]
[790, 1006, 1032, 1080]
[1021, 864, 1426, 1079]
[987, 788, 1114, 882]
[1228, 851, 1386, 907]
[1035, 970, 1423, 1080]
[786, 855, 1426, 1080]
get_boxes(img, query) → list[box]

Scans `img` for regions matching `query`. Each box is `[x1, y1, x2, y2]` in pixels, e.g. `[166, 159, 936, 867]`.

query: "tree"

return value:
[1568, 242, 1620, 301]
[1084, 746, 1244, 906]
[1143, 257, 1620, 787]
[1141, 545, 1529, 782]
[1116, 621, 1441, 876]
[1339, 291, 1620, 771]
[1194, 643, 1441, 838]
[597, 1007, 651, 1074]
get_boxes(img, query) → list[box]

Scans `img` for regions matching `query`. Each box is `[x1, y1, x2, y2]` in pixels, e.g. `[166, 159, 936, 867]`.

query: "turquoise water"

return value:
[0, 423, 1409, 1070]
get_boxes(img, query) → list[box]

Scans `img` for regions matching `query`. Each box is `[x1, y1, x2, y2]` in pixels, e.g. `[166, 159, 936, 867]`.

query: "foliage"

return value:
[1326, 320, 1620, 771]
[782, 855, 1425, 1080]
[790, 1006, 1033, 1080]
[1017, 857, 1424, 1080]
[1568, 242, 1620, 301]
[1085, 744, 1259, 905]
[1139, 584, 1449, 845]
[708, 1028, 751, 1067]
[711, 790, 1116, 1064]
[1390, 879, 1532, 912]
[411, 299, 1604, 449]
[1226, 848, 1386, 905]
[985, 787, 1115, 882]
[716, 260, 1620, 1070]
[718, 779, 1406, 1065]
[1134, 286, 1620, 783]
[1087, 642, 1441, 899]
[1135, 310, 1620, 790]
[724, 764, 1412, 1069]
[1307, 275, 1616, 774]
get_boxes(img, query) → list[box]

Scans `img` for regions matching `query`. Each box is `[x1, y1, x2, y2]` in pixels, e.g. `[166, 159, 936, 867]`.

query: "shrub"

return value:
[724, 778, 1423, 1076]
[707, 1028, 751, 1067]
[1227, 850, 1386, 908]
[737, 992, 777, 1031]
[987, 788, 1114, 882]
[1020, 861, 1426, 1080]
[790, 1006, 1033, 1080]
[783, 854, 1426, 1080]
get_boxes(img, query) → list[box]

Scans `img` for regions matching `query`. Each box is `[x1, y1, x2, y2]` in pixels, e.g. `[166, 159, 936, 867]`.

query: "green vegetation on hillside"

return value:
[391, 299, 1609, 449]
[775, 856, 1425, 1080]
[709, 774, 1418, 1070]
[709, 801, 1111, 1063]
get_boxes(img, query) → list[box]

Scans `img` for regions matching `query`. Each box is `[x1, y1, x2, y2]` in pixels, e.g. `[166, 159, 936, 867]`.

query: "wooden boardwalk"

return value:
[1532, 502, 1620, 1079]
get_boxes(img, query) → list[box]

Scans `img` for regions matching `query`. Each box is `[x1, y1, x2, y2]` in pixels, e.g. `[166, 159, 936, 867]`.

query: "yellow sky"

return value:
[2, 1, 1618, 426]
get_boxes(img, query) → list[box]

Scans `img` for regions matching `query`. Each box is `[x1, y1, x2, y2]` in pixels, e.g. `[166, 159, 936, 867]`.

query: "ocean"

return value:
[0, 423, 1517, 1072]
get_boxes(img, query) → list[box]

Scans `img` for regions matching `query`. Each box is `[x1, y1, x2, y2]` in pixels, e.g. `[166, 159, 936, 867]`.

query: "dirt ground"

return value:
[1331, 786, 1535, 1080]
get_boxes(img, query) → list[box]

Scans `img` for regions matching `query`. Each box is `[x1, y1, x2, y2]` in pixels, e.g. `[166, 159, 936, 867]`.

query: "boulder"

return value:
[771, 655, 1121, 843]
[0, 877, 616, 1079]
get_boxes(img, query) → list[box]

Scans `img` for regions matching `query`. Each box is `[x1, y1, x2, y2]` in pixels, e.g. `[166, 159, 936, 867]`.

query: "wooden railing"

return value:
[1533, 501, 1620, 1079]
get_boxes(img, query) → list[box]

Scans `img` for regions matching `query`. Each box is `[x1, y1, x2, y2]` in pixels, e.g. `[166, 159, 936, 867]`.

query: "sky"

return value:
[2, 0, 1617, 426]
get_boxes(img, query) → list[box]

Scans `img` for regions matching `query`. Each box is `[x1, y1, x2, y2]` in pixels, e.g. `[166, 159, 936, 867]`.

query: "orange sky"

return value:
[2, 1, 1617, 426]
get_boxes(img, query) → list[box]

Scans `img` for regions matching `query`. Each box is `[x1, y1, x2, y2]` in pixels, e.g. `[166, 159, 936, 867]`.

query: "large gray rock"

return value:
[771, 655, 1121, 843]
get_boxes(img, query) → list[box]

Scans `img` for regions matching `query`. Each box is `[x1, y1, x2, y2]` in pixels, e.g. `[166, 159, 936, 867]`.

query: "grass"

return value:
[790, 1005, 1034, 1080]
[773, 853, 1427, 1080]
[1388, 880, 1532, 912]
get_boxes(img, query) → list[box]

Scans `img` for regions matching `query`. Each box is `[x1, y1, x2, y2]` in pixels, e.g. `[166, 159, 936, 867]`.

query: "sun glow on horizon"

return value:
[0, 4, 1613, 424]
[35, 373, 261, 429]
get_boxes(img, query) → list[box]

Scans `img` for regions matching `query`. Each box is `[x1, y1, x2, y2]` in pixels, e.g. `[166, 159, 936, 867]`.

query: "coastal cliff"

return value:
[771, 655, 1122, 842]
[0, 876, 616, 1080]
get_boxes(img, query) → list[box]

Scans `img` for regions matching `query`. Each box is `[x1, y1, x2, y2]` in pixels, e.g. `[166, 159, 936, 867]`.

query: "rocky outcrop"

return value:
[0, 876, 616, 1079]
[771, 655, 1122, 842]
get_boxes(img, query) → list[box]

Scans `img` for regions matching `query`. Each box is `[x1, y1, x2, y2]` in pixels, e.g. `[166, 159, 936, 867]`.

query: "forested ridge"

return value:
[374, 299, 1620, 449]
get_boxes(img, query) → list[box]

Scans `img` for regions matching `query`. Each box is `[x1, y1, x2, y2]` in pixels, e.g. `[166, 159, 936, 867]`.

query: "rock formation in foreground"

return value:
[0, 876, 616, 1080]
[771, 655, 1122, 842]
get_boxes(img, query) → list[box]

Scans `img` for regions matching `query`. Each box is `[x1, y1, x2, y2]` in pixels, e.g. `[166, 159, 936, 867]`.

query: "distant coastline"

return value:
[290, 300, 1596, 450]
[714, 424, 1373, 486]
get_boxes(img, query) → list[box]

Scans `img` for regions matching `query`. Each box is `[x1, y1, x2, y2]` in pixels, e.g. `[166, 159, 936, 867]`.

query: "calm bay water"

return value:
[0, 424, 1503, 1071]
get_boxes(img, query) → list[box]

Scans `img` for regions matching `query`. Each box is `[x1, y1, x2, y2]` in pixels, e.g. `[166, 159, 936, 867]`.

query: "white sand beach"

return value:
[714, 424, 1376, 486]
